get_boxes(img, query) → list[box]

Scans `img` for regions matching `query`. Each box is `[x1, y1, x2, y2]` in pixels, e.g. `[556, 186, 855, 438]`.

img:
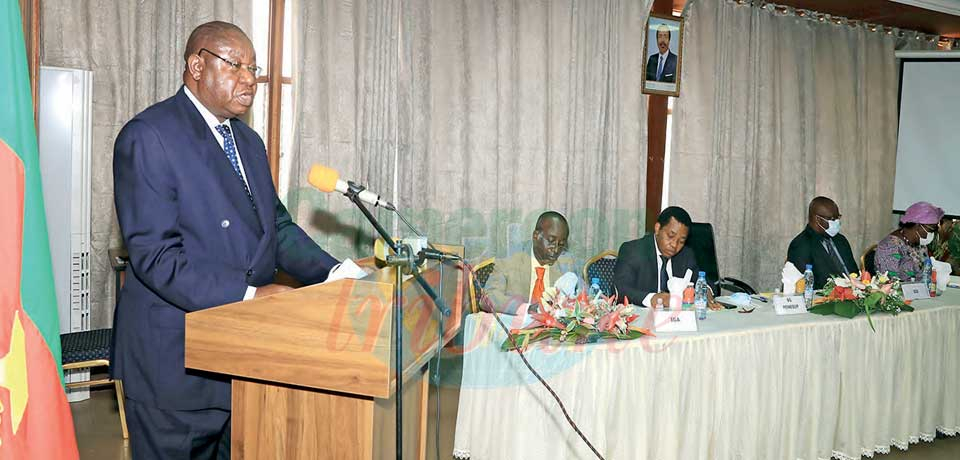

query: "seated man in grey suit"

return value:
[480, 211, 581, 314]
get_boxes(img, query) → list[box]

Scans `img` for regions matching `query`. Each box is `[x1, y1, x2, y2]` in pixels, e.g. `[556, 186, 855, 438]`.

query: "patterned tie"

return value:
[214, 124, 256, 209]
[657, 55, 665, 80]
[531, 267, 546, 306]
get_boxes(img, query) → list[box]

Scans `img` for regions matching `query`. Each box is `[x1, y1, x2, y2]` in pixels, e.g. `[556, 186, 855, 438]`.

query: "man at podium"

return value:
[112, 21, 339, 459]
[481, 211, 581, 314]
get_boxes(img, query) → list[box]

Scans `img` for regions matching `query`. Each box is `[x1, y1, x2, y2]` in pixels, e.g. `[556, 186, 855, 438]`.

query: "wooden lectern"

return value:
[184, 247, 465, 459]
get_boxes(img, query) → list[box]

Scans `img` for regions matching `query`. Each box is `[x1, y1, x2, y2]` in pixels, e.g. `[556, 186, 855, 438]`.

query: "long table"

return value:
[452, 284, 960, 460]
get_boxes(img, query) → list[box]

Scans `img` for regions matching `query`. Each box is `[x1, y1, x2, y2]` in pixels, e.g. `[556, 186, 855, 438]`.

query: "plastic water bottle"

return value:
[803, 264, 815, 308]
[694, 271, 708, 320]
[589, 277, 601, 298]
[926, 258, 936, 297]
[922, 257, 933, 290]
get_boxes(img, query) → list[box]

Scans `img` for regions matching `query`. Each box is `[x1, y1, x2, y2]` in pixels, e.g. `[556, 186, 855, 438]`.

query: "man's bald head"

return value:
[183, 21, 251, 63]
[532, 211, 569, 266]
[808, 196, 840, 234]
[182, 21, 258, 122]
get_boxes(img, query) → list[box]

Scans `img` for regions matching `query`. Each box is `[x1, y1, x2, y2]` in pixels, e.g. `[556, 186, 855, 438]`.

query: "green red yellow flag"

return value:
[0, 0, 63, 379]
[0, 142, 78, 458]
[0, 1, 80, 458]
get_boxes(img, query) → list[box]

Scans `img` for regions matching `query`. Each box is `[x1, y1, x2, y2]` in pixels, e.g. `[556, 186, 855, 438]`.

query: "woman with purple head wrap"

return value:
[874, 201, 944, 280]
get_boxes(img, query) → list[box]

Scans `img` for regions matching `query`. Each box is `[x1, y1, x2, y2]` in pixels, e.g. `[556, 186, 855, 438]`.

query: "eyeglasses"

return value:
[198, 48, 262, 78]
[817, 213, 842, 221]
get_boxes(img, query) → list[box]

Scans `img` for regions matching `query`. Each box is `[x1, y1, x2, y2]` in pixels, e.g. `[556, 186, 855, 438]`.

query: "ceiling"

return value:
[672, 0, 960, 38]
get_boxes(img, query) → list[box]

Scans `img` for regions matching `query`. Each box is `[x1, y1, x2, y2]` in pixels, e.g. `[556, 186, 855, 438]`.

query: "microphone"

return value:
[308, 164, 396, 211]
[417, 247, 462, 263]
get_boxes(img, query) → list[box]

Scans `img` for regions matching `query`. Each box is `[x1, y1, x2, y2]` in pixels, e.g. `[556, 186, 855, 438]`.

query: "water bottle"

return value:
[589, 277, 601, 299]
[694, 271, 708, 320]
[922, 257, 933, 292]
[803, 264, 815, 308]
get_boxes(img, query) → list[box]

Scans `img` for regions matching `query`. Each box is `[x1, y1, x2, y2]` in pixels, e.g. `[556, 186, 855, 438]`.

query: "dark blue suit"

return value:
[645, 51, 678, 83]
[113, 87, 338, 458]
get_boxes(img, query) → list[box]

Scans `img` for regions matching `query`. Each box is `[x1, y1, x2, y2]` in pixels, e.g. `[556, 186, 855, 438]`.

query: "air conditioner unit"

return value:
[38, 66, 93, 402]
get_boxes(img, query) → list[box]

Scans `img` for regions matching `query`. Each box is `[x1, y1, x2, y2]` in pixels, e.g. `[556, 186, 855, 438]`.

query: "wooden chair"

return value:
[583, 250, 618, 296]
[61, 329, 128, 439]
[469, 258, 496, 313]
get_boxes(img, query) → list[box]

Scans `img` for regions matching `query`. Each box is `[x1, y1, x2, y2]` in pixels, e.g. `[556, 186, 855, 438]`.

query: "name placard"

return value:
[653, 310, 698, 332]
[773, 295, 807, 315]
[901, 282, 931, 301]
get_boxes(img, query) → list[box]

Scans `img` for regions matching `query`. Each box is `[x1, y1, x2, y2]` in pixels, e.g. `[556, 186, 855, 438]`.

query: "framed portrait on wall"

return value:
[642, 14, 684, 97]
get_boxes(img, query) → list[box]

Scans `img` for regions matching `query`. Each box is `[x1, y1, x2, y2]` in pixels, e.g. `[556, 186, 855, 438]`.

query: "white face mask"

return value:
[819, 216, 841, 237]
[919, 230, 935, 246]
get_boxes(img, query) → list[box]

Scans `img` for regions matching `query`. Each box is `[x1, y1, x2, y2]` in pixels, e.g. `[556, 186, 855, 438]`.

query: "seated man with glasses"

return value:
[787, 196, 860, 289]
[479, 211, 581, 315]
[875, 201, 944, 281]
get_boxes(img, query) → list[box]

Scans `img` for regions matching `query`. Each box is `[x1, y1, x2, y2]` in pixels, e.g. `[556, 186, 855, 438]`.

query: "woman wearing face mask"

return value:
[874, 201, 944, 280]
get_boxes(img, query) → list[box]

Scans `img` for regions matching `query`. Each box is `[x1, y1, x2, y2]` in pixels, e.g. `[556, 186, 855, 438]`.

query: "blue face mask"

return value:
[818, 216, 841, 237]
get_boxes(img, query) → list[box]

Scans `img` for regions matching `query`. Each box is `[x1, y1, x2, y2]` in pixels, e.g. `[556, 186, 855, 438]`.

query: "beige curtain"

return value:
[285, 0, 402, 260]
[288, 0, 652, 267]
[669, 0, 931, 290]
[42, 0, 252, 328]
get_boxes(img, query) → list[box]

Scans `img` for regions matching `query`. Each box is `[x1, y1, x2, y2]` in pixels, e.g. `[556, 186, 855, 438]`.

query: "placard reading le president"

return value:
[642, 14, 684, 97]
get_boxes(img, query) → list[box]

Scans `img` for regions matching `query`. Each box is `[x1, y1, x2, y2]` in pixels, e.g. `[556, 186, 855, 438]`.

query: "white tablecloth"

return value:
[453, 286, 960, 460]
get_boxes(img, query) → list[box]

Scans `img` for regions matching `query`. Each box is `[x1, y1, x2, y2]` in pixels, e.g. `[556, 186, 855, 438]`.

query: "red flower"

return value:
[597, 311, 619, 332]
[829, 286, 857, 301]
[530, 311, 564, 329]
[861, 271, 872, 283]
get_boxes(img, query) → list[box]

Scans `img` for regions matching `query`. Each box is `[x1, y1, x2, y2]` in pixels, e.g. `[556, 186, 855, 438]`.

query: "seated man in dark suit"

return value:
[787, 196, 859, 289]
[481, 211, 581, 314]
[645, 25, 678, 83]
[614, 206, 718, 308]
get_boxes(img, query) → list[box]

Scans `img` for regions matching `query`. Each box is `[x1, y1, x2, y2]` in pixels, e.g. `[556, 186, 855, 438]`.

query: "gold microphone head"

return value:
[307, 164, 340, 193]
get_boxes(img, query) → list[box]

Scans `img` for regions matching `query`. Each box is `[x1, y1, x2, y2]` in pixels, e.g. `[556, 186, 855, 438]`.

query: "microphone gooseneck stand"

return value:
[342, 183, 451, 460]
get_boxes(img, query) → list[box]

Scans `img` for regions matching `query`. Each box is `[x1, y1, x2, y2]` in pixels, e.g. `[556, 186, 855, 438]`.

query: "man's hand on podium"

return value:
[254, 283, 294, 298]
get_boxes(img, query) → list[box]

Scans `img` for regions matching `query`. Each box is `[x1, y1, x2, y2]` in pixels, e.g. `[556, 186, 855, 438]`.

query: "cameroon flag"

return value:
[1, 0, 63, 379]
[0, 144, 79, 458]
[0, 1, 80, 459]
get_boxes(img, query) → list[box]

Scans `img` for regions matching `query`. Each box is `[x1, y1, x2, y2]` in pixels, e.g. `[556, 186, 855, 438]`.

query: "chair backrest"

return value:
[469, 258, 496, 313]
[474, 259, 496, 288]
[583, 250, 617, 296]
[861, 243, 878, 275]
[684, 222, 721, 293]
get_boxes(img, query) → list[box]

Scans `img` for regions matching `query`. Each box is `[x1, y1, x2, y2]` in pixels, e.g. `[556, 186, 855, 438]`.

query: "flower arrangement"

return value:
[808, 271, 913, 331]
[501, 288, 653, 352]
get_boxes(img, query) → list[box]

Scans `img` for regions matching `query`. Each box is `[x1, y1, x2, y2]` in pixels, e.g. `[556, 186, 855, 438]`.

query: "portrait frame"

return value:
[641, 14, 685, 97]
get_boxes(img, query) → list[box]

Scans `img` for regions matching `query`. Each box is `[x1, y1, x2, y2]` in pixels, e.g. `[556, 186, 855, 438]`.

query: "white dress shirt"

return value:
[183, 86, 257, 300]
[642, 238, 672, 308]
[657, 51, 669, 79]
[183, 86, 251, 187]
